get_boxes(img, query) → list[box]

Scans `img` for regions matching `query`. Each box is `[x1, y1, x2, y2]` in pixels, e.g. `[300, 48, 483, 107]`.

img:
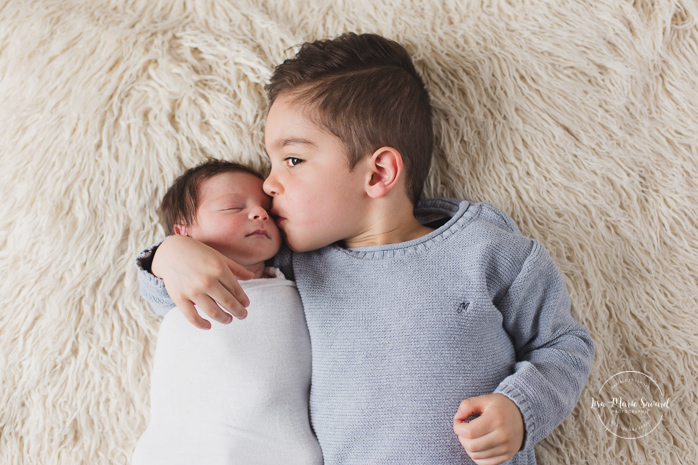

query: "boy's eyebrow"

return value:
[274, 138, 317, 150]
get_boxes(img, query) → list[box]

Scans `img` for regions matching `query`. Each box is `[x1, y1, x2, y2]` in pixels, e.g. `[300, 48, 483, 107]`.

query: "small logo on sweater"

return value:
[456, 302, 470, 313]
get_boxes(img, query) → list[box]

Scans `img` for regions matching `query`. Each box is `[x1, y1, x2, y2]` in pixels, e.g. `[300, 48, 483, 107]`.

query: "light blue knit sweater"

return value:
[137, 198, 595, 464]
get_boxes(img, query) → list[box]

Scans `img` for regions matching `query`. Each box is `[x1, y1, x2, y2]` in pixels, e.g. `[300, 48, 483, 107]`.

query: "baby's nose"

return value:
[250, 207, 269, 221]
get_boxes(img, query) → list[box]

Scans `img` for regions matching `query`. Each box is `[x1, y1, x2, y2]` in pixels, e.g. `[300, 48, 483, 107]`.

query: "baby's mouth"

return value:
[247, 229, 270, 238]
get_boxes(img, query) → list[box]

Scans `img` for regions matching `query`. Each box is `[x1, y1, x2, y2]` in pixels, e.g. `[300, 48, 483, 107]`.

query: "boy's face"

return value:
[181, 171, 282, 266]
[263, 94, 369, 252]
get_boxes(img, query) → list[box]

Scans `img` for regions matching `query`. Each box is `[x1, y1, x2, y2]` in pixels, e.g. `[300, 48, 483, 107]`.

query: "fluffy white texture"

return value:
[0, 0, 695, 463]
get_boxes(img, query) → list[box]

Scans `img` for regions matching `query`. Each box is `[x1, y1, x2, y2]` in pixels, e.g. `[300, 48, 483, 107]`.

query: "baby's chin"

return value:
[221, 247, 282, 268]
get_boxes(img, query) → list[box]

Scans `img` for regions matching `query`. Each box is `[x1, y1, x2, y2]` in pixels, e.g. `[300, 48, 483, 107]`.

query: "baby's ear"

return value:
[173, 224, 191, 236]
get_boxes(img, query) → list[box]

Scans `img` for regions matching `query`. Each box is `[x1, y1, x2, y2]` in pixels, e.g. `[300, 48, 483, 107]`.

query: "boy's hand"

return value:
[453, 393, 525, 465]
[152, 235, 255, 330]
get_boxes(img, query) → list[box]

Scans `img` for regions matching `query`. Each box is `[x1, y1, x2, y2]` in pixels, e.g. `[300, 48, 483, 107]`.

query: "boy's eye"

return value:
[223, 207, 243, 212]
[285, 157, 303, 167]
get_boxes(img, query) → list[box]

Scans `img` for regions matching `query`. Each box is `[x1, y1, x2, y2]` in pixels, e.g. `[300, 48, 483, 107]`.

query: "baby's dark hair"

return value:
[159, 160, 263, 235]
[265, 32, 433, 204]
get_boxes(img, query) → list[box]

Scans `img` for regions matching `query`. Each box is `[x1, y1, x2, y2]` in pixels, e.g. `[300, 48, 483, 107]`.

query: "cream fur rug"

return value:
[1, 0, 696, 463]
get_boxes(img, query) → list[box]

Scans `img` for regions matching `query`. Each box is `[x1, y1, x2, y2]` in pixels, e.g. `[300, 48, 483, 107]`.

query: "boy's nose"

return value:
[263, 174, 281, 197]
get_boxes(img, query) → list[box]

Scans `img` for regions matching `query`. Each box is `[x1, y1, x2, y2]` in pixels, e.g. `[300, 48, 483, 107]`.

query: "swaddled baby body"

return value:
[132, 161, 322, 465]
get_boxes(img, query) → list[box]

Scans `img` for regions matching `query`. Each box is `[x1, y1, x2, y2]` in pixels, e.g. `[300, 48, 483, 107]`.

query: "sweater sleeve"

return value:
[493, 240, 595, 451]
[135, 238, 176, 317]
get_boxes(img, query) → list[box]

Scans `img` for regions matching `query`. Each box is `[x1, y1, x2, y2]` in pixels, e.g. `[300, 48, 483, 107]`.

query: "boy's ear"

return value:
[173, 223, 191, 236]
[366, 147, 403, 199]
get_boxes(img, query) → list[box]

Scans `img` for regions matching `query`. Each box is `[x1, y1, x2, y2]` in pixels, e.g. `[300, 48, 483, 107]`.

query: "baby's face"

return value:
[185, 171, 282, 266]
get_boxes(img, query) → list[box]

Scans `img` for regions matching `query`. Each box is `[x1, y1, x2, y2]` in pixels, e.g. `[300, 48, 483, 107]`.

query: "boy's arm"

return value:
[135, 235, 254, 329]
[492, 240, 595, 451]
[135, 238, 175, 317]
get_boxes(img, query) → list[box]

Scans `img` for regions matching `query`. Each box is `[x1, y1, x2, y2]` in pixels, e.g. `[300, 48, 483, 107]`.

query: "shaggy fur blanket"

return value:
[1, 0, 696, 463]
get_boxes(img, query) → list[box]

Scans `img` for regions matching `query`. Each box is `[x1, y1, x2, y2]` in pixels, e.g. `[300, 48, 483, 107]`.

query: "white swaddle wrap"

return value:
[133, 268, 322, 465]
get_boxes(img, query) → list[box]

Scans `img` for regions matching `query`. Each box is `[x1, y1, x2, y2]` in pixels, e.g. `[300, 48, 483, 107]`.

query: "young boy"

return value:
[132, 161, 322, 465]
[137, 33, 595, 464]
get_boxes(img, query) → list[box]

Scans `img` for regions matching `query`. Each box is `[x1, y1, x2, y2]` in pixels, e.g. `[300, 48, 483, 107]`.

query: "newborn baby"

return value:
[132, 160, 322, 465]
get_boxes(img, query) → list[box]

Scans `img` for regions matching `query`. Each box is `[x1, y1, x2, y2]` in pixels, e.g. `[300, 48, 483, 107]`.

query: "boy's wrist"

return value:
[151, 235, 179, 279]
[136, 237, 168, 277]
[494, 384, 532, 450]
[150, 243, 164, 278]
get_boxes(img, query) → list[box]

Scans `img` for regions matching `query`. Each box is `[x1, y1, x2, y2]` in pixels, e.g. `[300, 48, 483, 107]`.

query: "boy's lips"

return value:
[272, 210, 287, 226]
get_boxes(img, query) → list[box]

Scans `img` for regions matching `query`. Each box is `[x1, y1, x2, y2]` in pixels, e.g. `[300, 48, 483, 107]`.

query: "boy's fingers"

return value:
[226, 258, 255, 281]
[457, 427, 515, 465]
[454, 417, 489, 442]
[458, 430, 506, 456]
[214, 259, 251, 308]
[195, 294, 241, 324]
[454, 396, 523, 465]
[212, 277, 250, 317]
[454, 396, 486, 422]
[178, 300, 212, 330]
[455, 411, 494, 440]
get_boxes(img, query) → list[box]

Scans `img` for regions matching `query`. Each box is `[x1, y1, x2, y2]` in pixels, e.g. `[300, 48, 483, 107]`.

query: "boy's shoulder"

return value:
[418, 199, 561, 305]
[417, 197, 536, 269]
[269, 244, 295, 280]
[416, 197, 525, 240]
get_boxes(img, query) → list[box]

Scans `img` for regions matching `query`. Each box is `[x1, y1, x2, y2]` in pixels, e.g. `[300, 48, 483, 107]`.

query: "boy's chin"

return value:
[284, 235, 331, 253]
[286, 244, 312, 253]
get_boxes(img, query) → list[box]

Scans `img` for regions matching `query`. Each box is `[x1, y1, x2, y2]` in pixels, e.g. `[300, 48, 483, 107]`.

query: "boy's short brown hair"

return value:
[265, 32, 433, 204]
[159, 160, 263, 235]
